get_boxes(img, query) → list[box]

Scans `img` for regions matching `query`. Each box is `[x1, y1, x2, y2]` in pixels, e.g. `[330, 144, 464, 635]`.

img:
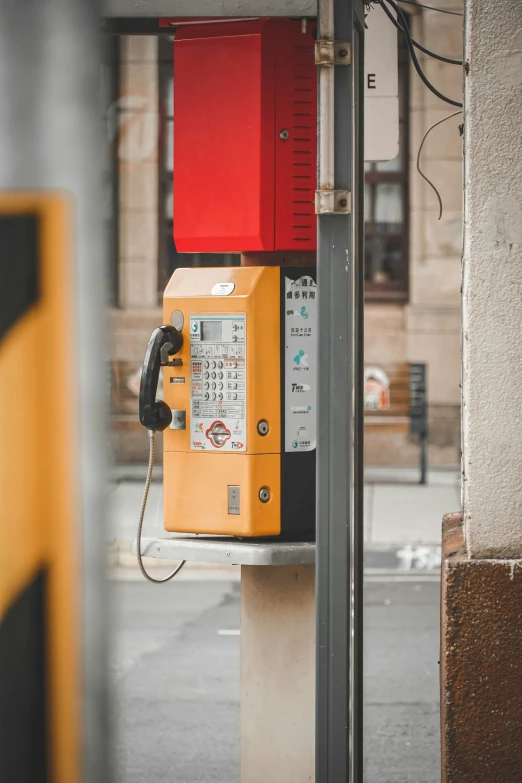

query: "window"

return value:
[364, 30, 409, 301]
[158, 37, 240, 294]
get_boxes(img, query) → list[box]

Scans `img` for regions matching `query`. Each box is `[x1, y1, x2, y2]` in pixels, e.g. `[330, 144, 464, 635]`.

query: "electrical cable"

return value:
[383, 0, 463, 69]
[396, 0, 462, 16]
[136, 429, 186, 583]
[416, 110, 462, 220]
[411, 40, 462, 67]
[375, 0, 462, 65]
[382, 0, 463, 107]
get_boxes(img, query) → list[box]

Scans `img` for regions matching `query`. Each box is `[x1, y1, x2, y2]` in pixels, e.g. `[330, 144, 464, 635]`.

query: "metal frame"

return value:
[315, 0, 364, 781]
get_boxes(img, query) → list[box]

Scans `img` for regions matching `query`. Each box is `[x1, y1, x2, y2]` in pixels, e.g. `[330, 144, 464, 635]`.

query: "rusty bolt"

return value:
[338, 48, 348, 58]
[339, 198, 348, 208]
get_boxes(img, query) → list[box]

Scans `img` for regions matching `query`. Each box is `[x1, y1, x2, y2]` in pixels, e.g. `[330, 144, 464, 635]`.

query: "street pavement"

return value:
[109, 464, 450, 781]
[112, 576, 440, 783]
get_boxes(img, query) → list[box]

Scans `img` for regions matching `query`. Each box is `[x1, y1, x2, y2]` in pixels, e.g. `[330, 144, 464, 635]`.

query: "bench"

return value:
[364, 362, 428, 484]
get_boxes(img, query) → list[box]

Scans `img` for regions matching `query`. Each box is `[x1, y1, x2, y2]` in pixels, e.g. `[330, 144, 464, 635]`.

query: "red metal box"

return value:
[173, 19, 317, 253]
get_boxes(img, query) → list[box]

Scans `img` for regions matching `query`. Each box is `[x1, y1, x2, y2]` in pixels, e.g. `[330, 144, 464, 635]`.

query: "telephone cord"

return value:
[136, 429, 186, 583]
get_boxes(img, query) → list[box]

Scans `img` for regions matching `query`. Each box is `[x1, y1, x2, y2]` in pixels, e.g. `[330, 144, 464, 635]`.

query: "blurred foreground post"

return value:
[0, 2, 109, 782]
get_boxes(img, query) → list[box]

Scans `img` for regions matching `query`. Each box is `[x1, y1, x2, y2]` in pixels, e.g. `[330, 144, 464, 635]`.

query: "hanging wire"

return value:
[396, 0, 462, 16]
[376, 0, 462, 65]
[136, 430, 186, 584]
[417, 110, 462, 220]
[381, 0, 463, 107]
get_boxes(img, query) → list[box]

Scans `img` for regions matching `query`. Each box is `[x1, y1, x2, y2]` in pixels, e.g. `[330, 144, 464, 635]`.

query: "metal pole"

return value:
[0, 2, 109, 782]
[315, 0, 365, 780]
[318, 0, 335, 192]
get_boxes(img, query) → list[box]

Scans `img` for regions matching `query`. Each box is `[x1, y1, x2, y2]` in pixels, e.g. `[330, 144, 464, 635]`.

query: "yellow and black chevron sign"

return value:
[0, 194, 80, 783]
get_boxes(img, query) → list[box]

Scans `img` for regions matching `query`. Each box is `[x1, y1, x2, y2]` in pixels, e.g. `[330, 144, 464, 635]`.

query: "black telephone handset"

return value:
[139, 325, 183, 432]
[137, 324, 186, 583]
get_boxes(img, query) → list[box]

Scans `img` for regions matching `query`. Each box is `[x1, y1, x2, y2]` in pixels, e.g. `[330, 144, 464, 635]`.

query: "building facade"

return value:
[108, 3, 463, 466]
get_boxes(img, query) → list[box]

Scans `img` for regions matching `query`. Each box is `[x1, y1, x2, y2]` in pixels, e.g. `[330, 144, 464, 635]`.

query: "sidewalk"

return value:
[363, 466, 459, 572]
[108, 466, 460, 573]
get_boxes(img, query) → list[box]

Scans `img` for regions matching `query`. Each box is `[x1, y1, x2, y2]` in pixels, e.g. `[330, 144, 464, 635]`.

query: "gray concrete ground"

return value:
[111, 466, 447, 781]
[112, 576, 440, 783]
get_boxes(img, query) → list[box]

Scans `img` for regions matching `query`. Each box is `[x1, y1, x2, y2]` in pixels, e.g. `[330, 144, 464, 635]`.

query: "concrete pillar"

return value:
[462, 0, 522, 558]
[441, 2, 522, 780]
[241, 566, 315, 783]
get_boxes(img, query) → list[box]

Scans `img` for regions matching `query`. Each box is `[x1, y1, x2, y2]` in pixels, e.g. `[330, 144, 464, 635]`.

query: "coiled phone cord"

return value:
[136, 429, 186, 583]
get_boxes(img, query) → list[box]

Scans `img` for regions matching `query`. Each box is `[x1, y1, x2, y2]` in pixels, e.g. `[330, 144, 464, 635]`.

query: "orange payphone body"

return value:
[139, 266, 317, 541]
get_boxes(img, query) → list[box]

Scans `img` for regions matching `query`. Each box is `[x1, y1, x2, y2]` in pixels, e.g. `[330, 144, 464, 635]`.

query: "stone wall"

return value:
[365, 1, 463, 467]
[110, 36, 163, 462]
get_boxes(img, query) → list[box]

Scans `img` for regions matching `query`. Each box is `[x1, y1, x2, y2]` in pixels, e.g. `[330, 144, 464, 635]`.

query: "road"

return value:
[112, 575, 440, 783]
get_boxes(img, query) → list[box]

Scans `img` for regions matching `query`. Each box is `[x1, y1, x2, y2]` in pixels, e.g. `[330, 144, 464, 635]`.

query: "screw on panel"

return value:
[279, 129, 290, 140]
[257, 420, 269, 436]
[259, 487, 270, 503]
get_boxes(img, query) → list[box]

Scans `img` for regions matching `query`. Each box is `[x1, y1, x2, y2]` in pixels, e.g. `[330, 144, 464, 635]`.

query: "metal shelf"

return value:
[133, 536, 316, 566]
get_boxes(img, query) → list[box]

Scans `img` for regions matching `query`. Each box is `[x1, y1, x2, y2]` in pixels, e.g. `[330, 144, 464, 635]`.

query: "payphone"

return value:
[138, 265, 317, 559]
[136, 17, 318, 580]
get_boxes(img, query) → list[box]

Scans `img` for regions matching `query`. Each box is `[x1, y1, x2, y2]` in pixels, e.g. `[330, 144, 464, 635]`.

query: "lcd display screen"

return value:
[200, 320, 222, 342]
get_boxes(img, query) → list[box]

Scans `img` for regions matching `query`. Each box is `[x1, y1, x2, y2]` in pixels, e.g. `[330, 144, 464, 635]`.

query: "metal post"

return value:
[315, 0, 365, 780]
[420, 432, 427, 485]
[0, 2, 109, 782]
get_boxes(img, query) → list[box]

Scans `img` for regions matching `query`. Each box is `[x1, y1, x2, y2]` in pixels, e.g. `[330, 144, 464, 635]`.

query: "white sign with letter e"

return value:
[364, 3, 399, 162]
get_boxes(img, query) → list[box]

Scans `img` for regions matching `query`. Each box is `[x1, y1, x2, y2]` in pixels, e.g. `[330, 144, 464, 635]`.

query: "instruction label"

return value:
[190, 313, 247, 452]
[284, 276, 317, 452]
